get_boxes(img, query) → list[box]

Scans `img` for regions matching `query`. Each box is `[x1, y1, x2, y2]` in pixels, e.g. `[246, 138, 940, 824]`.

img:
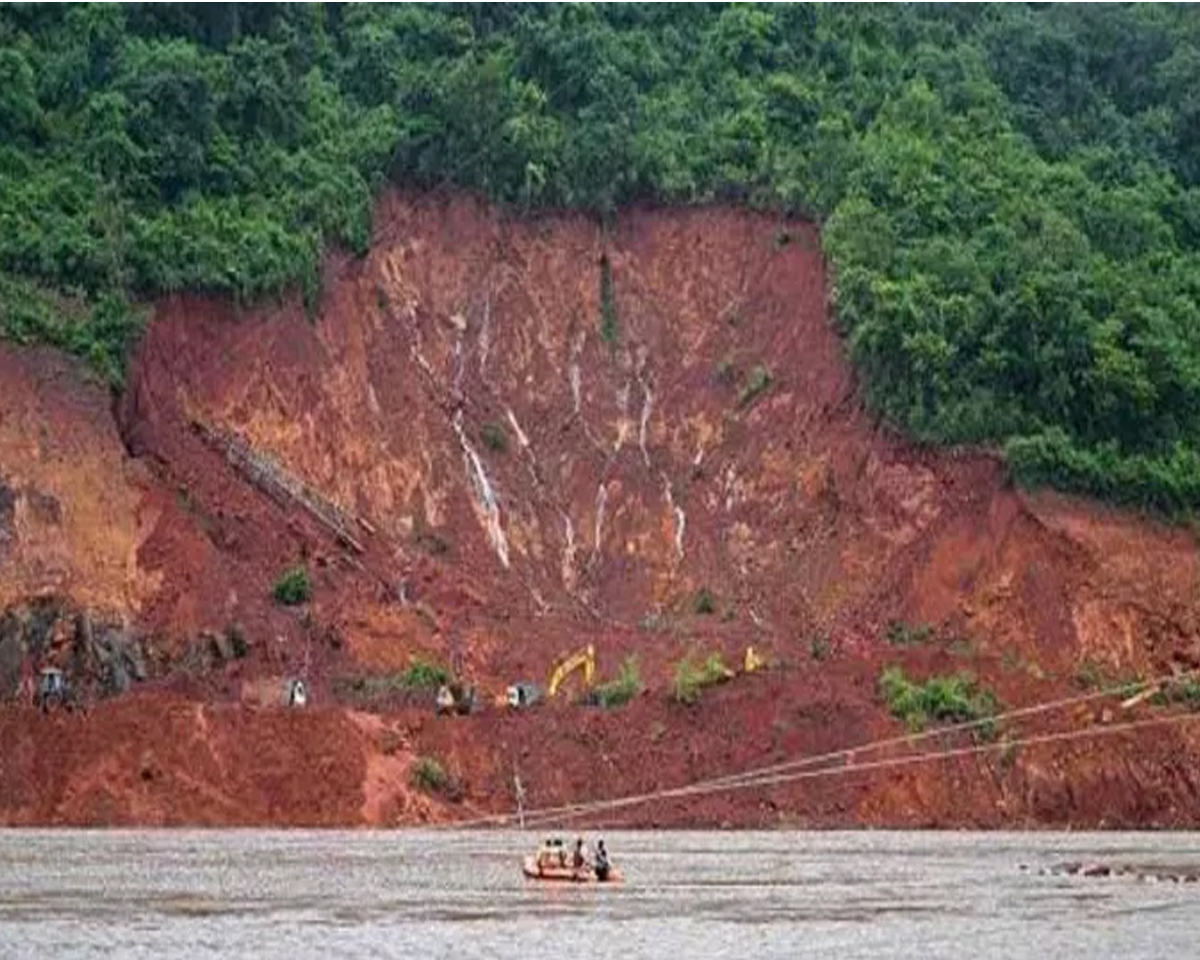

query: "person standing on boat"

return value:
[572, 837, 588, 873]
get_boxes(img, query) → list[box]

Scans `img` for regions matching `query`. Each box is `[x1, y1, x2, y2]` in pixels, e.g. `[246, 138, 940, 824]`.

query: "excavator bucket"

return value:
[744, 646, 765, 673]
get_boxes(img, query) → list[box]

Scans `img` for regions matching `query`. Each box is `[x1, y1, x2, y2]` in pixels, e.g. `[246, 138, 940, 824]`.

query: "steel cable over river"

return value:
[440, 668, 1200, 830]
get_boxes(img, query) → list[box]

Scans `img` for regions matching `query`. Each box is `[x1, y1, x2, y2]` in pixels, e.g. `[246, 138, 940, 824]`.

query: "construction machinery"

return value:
[436, 648, 478, 715]
[743, 646, 764, 674]
[462, 643, 760, 715]
[287, 678, 308, 707]
[35, 667, 80, 714]
[497, 645, 595, 710]
[503, 682, 542, 708]
[547, 645, 596, 699]
[436, 680, 478, 715]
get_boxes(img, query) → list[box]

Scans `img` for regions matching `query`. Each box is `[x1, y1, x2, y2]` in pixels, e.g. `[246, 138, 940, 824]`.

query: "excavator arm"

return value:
[547, 645, 596, 698]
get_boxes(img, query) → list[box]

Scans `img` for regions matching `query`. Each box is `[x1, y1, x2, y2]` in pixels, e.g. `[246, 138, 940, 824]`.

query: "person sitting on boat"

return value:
[594, 840, 610, 881]
[537, 839, 566, 870]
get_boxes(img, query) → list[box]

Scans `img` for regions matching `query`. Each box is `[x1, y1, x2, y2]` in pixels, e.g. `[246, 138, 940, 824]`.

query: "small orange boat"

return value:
[522, 839, 623, 884]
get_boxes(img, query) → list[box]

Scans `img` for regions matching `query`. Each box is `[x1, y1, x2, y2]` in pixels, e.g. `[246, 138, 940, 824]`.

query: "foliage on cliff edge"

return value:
[4, 4, 1200, 511]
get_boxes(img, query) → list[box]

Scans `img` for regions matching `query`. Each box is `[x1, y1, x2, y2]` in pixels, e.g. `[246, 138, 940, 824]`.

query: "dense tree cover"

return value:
[4, 4, 1200, 512]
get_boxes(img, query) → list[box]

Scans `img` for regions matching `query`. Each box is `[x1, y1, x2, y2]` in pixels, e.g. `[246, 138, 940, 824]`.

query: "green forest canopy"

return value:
[3, 3, 1200, 513]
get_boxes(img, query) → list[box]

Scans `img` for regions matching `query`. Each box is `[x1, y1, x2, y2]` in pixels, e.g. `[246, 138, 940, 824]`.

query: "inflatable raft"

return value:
[522, 855, 623, 884]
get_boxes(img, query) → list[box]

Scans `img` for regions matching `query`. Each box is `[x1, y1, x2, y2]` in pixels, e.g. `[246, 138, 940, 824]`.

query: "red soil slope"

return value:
[2, 192, 1200, 827]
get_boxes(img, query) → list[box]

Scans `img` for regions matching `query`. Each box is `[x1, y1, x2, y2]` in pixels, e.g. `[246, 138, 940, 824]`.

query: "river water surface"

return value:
[1, 830, 1198, 959]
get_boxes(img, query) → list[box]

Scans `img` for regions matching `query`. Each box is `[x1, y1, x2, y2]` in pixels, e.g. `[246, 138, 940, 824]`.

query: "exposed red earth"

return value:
[2, 192, 1199, 827]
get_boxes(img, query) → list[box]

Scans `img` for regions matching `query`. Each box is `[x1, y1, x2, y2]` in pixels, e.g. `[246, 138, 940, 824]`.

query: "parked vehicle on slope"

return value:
[436, 680, 477, 715]
[499, 645, 593, 711]
[35, 667, 80, 714]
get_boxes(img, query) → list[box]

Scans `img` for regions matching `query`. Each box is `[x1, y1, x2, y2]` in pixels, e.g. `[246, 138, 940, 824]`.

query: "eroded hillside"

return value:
[2, 194, 1200, 827]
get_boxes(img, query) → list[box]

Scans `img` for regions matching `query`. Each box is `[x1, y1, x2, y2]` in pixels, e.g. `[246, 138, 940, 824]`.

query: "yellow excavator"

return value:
[498, 644, 756, 710]
[500, 645, 595, 709]
[547, 644, 596, 698]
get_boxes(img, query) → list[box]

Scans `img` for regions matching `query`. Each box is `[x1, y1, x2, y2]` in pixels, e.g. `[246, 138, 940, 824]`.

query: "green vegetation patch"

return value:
[272, 565, 311, 606]
[599, 254, 618, 346]
[0, 276, 142, 388]
[411, 756, 449, 793]
[591, 655, 643, 708]
[1150, 678, 1200, 711]
[673, 651, 732, 705]
[692, 587, 717, 616]
[400, 658, 449, 691]
[480, 420, 508, 454]
[738, 365, 773, 409]
[878, 666, 999, 736]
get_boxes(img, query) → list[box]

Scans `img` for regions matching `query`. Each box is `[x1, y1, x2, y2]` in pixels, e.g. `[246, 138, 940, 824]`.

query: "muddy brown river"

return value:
[1, 830, 1198, 958]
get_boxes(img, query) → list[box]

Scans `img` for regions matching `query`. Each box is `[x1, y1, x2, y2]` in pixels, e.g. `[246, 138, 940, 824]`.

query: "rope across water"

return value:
[438, 668, 1200, 830]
